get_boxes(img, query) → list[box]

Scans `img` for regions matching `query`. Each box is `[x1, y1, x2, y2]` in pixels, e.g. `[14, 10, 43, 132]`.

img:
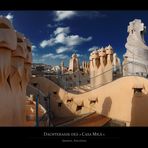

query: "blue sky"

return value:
[1, 10, 148, 66]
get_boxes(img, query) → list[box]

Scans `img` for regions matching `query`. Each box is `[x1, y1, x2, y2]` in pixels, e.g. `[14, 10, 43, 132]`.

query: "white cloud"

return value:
[47, 24, 53, 28]
[42, 53, 68, 60]
[77, 53, 83, 57]
[53, 11, 106, 22]
[64, 35, 92, 46]
[88, 46, 99, 52]
[40, 40, 48, 48]
[32, 45, 37, 51]
[40, 28, 92, 48]
[55, 34, 92, 46]
[40, 25, 92, 56]
[54, 27, 70, 35]
[54, 11, 77, 21]
[5, 13, 13, 22]
[40, 38, 55, 48]
[56, 46, 69, 54]
[42, 53, 53, 58]
[55, 33, 66, 43]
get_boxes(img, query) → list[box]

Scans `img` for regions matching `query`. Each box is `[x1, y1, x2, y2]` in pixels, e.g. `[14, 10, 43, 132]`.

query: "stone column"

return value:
[0, 17, 17, 125]
[10, 32, 27, 126]
[89, 53, 94, 87]
[98, 47, 106, 86]
[23, 38, 32, 92]
[104, 45, 113, 83]
[89, 51, 99, 87]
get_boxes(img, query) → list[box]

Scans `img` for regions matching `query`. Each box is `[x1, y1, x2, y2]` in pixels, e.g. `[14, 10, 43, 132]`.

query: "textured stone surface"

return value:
[89, 45, 120, 88]
[0, 16, 32, 126]
[123, 19, 148, 76]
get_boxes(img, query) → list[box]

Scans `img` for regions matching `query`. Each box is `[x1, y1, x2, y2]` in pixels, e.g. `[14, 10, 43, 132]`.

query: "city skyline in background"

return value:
[1, 10, 148, 66]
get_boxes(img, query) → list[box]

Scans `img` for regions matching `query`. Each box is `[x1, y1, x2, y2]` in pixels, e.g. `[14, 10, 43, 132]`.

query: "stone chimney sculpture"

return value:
[0, 16, 32, 126]
[104, 45, 114, 83]
[10, 32, 27, 125]
[0, 17, 17, 125]
[89, 45, 120, 87]
[82, 61, 89, 73]
[23, 38, 32, 92]
[89, 50, 99, 87]
[123, 19, 148, 76]
[68, 53, 79, 72]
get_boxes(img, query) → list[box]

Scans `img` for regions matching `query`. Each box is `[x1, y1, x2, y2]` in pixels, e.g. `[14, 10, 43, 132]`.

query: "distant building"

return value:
[32, 63, 52, 76]
[51, 65, 61, 73]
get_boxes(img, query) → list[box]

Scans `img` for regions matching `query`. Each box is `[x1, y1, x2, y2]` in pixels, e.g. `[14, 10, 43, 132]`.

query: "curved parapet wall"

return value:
[123, 19, 148, 76]
[0, 16, 32, 126]
[29, 75, 148, 126]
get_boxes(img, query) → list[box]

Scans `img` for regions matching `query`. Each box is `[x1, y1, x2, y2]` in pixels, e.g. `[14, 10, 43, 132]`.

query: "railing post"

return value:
[44, 93, 52, 127]
[48, 93, 51, 126]
[32, 82, 40, 127]
[36, 94, 39, 127]
[78, 71, 80, 91]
